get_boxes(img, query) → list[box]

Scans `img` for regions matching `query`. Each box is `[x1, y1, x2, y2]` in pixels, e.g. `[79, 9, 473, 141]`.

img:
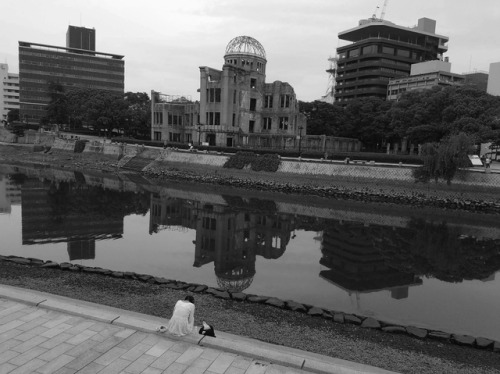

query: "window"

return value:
[206, 112, 221, 125]
[250, 98, 256, 111]
[233, 90, 237, 104]
[232, 113, 236, 127]
[263, 117, 272, 130]
[397, 49, 410, 57]
[249, 120, 255, 133]
[362, 45, 376, 55]
[264, 95, 273, 108]
[207, 88, 221, 103]
[250, 78, 256, 88]
[279, 117, 288, 130]
[382, 46, 394, 55]
[280, 95, 290, 108]
[348, 49, 360, 57]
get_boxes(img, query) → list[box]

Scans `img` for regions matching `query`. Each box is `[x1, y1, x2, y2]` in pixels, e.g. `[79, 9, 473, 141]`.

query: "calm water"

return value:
[1, 165, 500, 340]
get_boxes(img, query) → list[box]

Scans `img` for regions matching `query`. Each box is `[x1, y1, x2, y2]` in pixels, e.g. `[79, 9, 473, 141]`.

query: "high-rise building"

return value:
[66, 25, 96, 51]
[334, 17, 449, 102]
[18, 27, 124, 125]
[0, 63, 20, 123]
[487, 62, 500, 96]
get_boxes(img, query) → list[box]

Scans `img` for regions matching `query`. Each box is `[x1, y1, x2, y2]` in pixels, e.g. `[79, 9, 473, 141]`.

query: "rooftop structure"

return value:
[335, 17, 449, 102]
[66, 25, 96, 51]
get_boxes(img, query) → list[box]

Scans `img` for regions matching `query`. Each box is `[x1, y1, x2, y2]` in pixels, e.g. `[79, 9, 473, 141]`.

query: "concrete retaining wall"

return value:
[52, 138, 76, 152]
[158, 150, 228, 167]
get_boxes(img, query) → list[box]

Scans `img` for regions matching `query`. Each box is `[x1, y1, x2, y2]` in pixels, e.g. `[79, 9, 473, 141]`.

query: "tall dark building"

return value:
[18, 27, 124, 124]
[66, 26, 96, 51]
[334, 17, 448, 102]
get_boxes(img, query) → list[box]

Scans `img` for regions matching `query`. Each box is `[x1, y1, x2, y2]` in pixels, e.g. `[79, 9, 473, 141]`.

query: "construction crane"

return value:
[371, 1, 388, 21]
[380, 0, 389, 20]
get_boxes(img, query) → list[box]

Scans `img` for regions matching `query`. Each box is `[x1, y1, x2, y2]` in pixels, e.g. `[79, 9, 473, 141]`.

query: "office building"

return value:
[487, 62, 500, 96]
[387, 60, 465, 100]
[18, 26, 124, 124]
[335, 17, 449, 102]
[0, 63, 20, 123]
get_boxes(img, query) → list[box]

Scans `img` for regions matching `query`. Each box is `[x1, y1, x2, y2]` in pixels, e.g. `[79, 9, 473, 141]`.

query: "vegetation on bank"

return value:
[223, 152, 281, 172]
[413, 132, 477, 185]
[300, 86, 500, 152]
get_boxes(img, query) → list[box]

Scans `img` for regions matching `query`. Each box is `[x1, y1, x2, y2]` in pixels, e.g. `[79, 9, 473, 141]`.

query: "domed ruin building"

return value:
[198, 36, 306, 148]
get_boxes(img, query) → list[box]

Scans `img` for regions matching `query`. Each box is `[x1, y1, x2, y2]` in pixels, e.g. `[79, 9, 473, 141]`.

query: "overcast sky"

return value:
[1, 0, 499, 102]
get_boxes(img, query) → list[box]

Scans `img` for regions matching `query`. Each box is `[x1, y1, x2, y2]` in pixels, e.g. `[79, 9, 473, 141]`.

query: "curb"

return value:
[0, 284, 397, 374]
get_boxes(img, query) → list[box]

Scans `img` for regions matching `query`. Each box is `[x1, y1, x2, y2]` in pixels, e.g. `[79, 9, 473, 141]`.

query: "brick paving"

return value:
[0, 298, 308, 374]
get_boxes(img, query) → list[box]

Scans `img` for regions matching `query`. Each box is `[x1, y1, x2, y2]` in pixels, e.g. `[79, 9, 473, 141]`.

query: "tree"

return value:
[43, 82, 68, 127]
[124, 92, 150, 139]
[413, 133, 476, 185]
[66, 88, 127, 137]
[7, 109, 20, 123]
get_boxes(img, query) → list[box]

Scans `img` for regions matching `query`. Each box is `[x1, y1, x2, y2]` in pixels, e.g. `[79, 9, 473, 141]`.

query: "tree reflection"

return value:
[373, 218, 500, 282]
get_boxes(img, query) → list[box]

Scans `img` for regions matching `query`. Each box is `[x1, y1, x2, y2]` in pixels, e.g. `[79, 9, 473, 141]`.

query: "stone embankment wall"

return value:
[151, 149, 500, 189]
[1, 254, 499, 354]
[11, 137, 500, 190]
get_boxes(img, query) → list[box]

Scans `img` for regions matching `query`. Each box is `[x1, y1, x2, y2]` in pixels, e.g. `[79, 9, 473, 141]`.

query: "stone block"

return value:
[344, 314, 362, 325]
[361, 317, 381, 329]
[406, 326, 428, 339]
[452, 334, 475, 346]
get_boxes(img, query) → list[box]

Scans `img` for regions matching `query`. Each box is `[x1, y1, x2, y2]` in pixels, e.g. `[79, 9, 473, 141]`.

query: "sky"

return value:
[1, 0, 500, 102]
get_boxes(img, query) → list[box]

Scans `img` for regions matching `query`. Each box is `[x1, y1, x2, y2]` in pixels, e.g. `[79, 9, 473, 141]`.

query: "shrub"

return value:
[74, 140, 87, 153]
[224, 152, 281, 172]
[223, 152, 256, 169]
[250, 153, 281, 172]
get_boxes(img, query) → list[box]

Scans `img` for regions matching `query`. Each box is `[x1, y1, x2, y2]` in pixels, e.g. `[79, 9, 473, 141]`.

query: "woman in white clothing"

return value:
[164, 295, 195, 336]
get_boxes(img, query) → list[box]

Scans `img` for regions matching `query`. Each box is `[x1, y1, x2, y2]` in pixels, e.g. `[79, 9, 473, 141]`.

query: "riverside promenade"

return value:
[0, 285, 397, 374]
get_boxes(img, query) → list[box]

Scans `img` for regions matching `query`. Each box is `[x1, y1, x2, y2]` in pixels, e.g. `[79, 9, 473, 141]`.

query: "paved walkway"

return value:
[0, 285, 397, 374]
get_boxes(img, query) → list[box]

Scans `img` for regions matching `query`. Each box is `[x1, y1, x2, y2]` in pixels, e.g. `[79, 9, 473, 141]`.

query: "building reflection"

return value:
[21, 179, 124, 248]
[319, 221, 422, 300]
[149, 194, 294, 292]
[0, 174, 22, 214]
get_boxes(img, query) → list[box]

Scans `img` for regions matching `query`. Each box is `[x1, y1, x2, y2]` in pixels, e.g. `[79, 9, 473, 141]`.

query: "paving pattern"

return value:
[0, 298, 308, 374]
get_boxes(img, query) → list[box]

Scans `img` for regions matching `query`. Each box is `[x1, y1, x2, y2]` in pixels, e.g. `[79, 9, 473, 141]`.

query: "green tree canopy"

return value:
[7, 108, 20, 123]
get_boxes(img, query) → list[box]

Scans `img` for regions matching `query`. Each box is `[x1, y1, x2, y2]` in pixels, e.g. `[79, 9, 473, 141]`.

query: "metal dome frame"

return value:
[224, 36, 266, 59]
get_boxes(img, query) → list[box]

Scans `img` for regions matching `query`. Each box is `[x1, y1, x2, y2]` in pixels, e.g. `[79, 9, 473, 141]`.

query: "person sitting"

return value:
[158, 295, 195, 336]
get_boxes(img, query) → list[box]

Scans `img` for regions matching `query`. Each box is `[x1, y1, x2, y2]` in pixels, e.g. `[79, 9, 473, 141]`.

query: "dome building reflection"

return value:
[149, 194, 295, 292]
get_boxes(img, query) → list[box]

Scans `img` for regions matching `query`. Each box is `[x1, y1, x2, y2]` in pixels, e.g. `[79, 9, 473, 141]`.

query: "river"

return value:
[1, 165, 500, 341]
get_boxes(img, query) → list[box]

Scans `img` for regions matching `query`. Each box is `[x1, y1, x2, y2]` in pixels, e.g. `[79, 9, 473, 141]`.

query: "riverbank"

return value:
[0, 260, 499, 374]
[1, 143, 500, 373]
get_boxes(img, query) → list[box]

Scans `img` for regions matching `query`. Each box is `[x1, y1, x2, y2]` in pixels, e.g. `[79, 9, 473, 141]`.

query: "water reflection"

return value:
[150, 194, 295, 292]
[2, 165, 500, 339]
[320, 222, 423, 299]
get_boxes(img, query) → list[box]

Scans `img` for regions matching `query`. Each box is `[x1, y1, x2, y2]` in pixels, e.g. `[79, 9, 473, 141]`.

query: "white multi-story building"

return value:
[0, 63, 20, 123]
[487, 62, 500, 96]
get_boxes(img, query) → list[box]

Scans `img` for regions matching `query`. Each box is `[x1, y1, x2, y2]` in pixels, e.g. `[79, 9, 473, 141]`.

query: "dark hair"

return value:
[185, 295, 194, 304]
